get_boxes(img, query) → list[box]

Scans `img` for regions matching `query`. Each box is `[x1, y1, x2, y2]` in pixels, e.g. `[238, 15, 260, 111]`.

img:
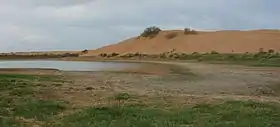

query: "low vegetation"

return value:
[99, 52, 119, 58]
[99, 53, 108, 57]
[0, 74, 67, 127]
[108, 52, 119, 57]
[1, 74, 280, 126]
[55, 101, 280, 127]
[164, 50, 280, 67]
[138, 27, 197, 39]
[184, 28, 198, 35]
[119, 53, 145, 58]
[98, 49, 280, 67]
[80, 49, 89, 55]
[0, 52, 79, 59]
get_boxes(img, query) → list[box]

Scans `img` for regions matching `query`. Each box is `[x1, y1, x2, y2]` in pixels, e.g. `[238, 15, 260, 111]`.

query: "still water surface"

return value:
[0, 60, 142, 71]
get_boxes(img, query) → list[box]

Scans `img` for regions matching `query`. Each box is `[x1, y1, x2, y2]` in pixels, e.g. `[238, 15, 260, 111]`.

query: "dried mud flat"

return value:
[2, 61, 280, 127]
[2, 61, 280, 107]
[5, 61, 277, 108]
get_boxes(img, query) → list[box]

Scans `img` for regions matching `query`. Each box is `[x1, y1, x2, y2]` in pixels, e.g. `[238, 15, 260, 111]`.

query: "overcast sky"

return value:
[0, 0, 279, 52]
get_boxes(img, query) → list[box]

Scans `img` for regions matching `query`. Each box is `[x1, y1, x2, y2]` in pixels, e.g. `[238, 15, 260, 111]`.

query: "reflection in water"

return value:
[0, 60, 141, 71]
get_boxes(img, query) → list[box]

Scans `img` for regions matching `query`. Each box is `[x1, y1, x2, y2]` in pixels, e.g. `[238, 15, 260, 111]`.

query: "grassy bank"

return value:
[93, 51, 280, 67]
[1, 74, 280, 127]
[178, 52, 280, 67]
[0, 53, 79, 60]
[0, 74, 67, 127]
[56, 100, 280, 127]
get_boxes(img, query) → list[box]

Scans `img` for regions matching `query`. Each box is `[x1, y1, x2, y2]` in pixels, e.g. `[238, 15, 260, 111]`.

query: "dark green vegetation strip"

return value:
[0, 74, 66, 127]
[55, 101, 280, 127]
[1, 74, 280, 127]
[100, 51, 280, 67]
[173, 52, 280, 67]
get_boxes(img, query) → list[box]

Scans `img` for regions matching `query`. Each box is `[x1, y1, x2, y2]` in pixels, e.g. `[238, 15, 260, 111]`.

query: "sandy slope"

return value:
[85, 29, 280, 55]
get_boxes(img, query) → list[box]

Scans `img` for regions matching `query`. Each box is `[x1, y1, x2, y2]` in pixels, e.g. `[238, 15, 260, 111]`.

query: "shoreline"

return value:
[0, 55, 280, 72]
[0, 58, 191, 76]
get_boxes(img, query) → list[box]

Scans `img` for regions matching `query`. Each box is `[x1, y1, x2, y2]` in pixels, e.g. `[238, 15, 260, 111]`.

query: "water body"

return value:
[0, 60, 142, 71]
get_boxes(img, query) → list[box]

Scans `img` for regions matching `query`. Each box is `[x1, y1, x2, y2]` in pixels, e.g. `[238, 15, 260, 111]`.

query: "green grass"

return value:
[1, 74, 280, 126]
[55, 101, 280, 127]
[0, 117, 24, 127]
[0, 97, 66, 126]
[0, 74, 38, 96]
[13, 99, 66, 121]
[0, 74, 67, 127]
[0, 74, 36, 80]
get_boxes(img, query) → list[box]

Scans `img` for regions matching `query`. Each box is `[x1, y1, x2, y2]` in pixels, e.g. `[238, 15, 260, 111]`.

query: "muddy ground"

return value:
[2, 61, 280, 107]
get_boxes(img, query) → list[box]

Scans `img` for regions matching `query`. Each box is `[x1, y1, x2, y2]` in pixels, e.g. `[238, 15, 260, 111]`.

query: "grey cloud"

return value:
[0, 0, 279, 52]
[0, 0, 94, 7]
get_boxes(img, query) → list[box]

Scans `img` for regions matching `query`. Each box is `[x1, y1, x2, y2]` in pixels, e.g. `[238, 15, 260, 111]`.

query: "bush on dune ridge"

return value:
[140, 26, 162, 38]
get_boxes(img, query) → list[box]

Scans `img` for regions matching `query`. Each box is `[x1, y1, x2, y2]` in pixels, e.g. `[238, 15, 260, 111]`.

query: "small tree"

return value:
[184, 28, 197, 35]
[81, 49, 88, 54]
[140, 26, 161, 38]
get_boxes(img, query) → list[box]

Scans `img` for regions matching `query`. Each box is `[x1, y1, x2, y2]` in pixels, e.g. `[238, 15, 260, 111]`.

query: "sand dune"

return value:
[85, 29, 280, 56]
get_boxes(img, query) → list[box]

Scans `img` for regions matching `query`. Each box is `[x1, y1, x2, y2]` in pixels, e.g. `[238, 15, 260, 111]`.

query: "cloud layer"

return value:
[0, 0, 279, 52]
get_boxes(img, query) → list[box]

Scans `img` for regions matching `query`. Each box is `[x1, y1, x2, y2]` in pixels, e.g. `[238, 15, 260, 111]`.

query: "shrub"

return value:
[168, 54, 174, 58]
[210, 51, 219, 54]
[103, 52, 119, 58]
[172, 53, 180, 59]
[120, 53, 134, 58]
[268, 49, 275, 54]
[184, 28, 197, 35]
[110, 52, 119, 57]
[192, 52, 199, 55]
[159, 53, 167, 59]
[81, 49, 88, 54]
[99, 53, 107, 57]
[165, 32, 178, 39]
[133, 52, 144, 57]
[140, 26, 161, 38]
